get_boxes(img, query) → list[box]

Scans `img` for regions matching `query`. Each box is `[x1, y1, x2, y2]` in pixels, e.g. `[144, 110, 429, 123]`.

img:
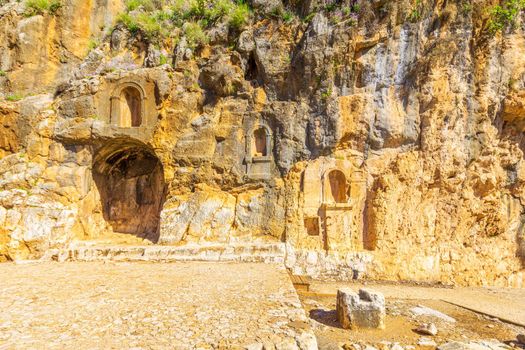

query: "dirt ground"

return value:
[298, 287, 525, 350]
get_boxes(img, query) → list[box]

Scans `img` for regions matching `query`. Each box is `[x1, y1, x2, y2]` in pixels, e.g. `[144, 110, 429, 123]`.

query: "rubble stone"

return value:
[336, 288, 386, 329]
[416, 323, 438, 336]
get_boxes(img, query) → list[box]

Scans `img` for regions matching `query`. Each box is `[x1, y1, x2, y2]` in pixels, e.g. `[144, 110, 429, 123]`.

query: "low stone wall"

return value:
[285, 246, 374, 281]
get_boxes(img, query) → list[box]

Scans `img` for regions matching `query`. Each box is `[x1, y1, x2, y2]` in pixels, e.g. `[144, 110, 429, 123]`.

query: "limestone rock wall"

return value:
[0, 0, 125, 95]
[0, 0, 525, 286]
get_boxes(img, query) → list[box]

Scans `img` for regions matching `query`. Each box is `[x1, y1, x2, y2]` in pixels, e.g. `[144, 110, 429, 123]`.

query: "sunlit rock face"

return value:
[0, 0, 525, 286]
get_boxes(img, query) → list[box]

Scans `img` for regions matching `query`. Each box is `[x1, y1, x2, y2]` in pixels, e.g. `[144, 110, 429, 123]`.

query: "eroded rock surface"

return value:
[0, 0, 524, 286]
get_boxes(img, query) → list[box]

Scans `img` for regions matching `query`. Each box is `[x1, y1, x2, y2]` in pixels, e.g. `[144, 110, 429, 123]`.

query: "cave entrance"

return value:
[92, 140, 165, 242]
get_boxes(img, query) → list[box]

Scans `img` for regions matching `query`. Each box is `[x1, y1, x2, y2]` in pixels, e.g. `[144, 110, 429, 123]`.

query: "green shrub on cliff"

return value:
[117, 11, 167, 39]
[171, 0, 251, 29]
[183, 21, 208, 48]
[116, 0, 252, 45]
[228, 1, 250, 29]
[125, 0, 156, 12]
[25, 0, 61, 16]
[487, 0, 525, 33]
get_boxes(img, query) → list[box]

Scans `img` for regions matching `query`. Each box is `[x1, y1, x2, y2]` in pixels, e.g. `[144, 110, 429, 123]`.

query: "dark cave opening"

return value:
[92, 140, 166, 243]
[245, 53, 259, 85]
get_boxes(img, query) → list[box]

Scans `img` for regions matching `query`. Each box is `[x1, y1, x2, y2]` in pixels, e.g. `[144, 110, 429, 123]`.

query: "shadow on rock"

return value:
[309, 309, 342, 329]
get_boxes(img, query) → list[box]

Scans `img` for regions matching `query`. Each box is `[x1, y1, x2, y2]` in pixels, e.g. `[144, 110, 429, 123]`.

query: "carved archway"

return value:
[92, 139, 166, 242]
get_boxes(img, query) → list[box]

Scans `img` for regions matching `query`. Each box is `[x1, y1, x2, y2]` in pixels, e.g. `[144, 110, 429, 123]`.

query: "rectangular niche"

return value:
[304, 217, 320, 236]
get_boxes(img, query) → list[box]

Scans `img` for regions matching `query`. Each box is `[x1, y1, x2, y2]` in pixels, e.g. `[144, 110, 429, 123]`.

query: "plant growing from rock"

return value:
[228, 1, 250, 29]
[183, 21, 208, 48]
[407, 0, 423, 22]
[487, 0, 525, 34]
[25, 0, 61, 16]
[116, 0, 252, 46]
[5, 93, 24, 102]
[159, 54, 168, 65]
[125, 0, 156, 12]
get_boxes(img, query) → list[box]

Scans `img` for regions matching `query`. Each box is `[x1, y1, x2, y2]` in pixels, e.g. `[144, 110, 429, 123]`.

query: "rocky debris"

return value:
[391, 344, 405, 350]
[418, 338, 438, 347]
[336, 288, 386, 329]
[411, 305, 457, 323]
[517, 334, 525, 344]
[438, 341, 512, 350]
[416, 323, 438, 336]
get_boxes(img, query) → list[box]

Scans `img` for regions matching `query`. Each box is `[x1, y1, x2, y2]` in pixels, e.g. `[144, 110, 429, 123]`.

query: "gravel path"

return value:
[0, 261, 316, 349]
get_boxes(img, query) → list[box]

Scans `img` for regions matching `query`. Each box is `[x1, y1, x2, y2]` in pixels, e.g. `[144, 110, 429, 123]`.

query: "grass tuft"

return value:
[25, 0, 61, 16]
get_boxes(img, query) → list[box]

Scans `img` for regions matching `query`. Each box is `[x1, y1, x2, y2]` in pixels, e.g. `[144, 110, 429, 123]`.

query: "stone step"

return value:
[42, 242, 287, 264]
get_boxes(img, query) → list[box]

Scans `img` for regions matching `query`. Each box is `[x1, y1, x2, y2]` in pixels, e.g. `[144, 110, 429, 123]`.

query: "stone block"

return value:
[336, 288, 385, 329]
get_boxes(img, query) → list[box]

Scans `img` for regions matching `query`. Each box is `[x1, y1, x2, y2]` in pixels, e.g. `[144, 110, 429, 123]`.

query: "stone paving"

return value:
[0, 262, 317, 350]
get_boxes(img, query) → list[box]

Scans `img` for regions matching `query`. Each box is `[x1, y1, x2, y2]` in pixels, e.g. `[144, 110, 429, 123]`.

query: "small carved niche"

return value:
[304, 217, 320, 236]
[111, 83, 145, 128]
[252, 127, 269, 157]
[246, 123, 273, 179]
[120, 87, 142, 127]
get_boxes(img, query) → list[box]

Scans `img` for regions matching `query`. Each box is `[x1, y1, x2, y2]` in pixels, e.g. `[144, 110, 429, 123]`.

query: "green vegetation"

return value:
[125, 0, 156, 12]
[116, 0, 252, 45]
[320, 88, 332, 101]
[87, 38, 99, 51]
[268, 6, 296, 23]
[0, 70, 5, 77]
[461, 1, 473, 14]
[5, 93, 24, 102]
[407, 0, 423, 22]
[25, 0, 61, 16]
[281, 10, 294, 23]
[183, 21, 208, 48]
[117, 11, 165, 37]
[303, 12, 316, 23]
[487, 0, 525, 33]
[229, 1, 250, 29]
[159, 53, 168, 65]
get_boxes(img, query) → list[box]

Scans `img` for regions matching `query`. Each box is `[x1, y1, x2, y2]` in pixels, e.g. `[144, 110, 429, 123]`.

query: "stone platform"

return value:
[42, 242, 287, 264]
[0, 261, 317, 349]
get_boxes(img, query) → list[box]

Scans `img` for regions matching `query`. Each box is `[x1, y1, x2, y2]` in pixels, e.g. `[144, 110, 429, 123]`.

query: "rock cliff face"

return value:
[0, 0, 524, 287]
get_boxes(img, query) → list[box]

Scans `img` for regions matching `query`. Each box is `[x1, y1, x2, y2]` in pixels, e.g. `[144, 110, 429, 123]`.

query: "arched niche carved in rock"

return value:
[323, 169, 349, 204]
[246, 123, 273, 179]
[110, 83, 146, 128]
[252, 127, 269, 157]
